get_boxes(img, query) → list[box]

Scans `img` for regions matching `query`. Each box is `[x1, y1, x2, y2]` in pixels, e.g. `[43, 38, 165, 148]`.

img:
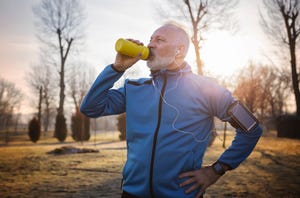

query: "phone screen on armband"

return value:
[227, 101, 258, 132]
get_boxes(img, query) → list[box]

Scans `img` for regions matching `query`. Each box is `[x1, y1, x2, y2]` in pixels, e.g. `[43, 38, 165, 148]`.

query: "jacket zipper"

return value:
[149, 74, 167, 198]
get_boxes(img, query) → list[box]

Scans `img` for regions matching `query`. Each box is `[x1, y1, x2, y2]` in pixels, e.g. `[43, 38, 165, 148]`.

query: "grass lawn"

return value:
[0, 130, 299, 197]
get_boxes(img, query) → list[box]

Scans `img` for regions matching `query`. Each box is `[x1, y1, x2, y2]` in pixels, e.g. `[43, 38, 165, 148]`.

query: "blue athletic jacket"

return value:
[80, 63, 263, 198]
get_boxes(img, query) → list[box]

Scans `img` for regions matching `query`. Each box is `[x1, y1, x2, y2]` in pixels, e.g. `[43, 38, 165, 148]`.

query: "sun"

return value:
[201, 31, 249, 77]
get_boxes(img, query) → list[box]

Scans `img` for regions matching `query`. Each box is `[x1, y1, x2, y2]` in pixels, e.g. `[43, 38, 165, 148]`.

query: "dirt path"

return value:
[0, 136, 299, 198]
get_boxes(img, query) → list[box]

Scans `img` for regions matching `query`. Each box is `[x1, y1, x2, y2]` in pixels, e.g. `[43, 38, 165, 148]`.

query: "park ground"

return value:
[0, 131, 299, 198]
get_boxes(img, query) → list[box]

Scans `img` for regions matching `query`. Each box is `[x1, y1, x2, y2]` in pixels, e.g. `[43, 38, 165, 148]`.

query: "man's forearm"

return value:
[217, 124, 263, 169]
[80, 64, 125, 118]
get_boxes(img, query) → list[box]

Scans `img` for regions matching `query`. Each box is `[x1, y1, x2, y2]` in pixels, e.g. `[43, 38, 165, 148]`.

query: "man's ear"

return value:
[175, 45, 185, 58]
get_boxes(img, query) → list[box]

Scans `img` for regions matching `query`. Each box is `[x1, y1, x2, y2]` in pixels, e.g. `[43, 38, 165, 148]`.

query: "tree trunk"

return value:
[55, 28, 73, 140]
[38, 86, 43, 123]
[185, 0, 203, 75]
[57, 29, 65, 116]
[44, 90, 50, 134]
[191, 32, 203, 75]
[56, 28, 73, 116]
[190, 20, 203, 75]
[281, 3, 300, 116]
[289, 42, 300, 116]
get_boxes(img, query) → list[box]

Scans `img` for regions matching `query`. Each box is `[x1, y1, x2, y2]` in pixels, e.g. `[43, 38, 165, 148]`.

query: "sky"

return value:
[0, 0, 275, 114]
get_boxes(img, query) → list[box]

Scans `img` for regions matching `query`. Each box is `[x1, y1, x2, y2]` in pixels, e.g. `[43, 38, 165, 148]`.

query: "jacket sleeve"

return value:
[209, 85, 263, 169]
[80, 64, 126, 118]
[218, 125, 263, 169]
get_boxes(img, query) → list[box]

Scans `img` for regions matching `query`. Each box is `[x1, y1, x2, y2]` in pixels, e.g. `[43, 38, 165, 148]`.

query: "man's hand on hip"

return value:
[179, 166, 222, 198]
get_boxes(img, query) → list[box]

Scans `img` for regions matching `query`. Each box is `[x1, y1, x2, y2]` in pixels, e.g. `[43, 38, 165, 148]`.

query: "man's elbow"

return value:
[80, 102, 91, 117]
[80, 103, 88, 116]
[255, 124, 263, 137]
[247, 124, 263, 140]
[80, 103, 102, 119]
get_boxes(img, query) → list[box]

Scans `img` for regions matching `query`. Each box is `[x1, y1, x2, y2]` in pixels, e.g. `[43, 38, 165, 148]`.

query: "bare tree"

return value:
[0, 78, 23, 141]
[274, 67, 292, 115]
[156, 0, 238, 74]
[38, 86, 43, 123]
[260, 66, 291, 117]
[68, 62, 95, 142]
[234, 63, 261, 114]
[0, 78, 23, 120]
[260, 0, 300, 115]
[234, 63, 292, 123]
[68, 62, 96, 112]
[26, 62, 56, 134]
[33, 0, 85, 141]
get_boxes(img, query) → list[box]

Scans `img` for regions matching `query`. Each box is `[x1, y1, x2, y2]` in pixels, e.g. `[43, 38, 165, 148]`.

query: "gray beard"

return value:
[147, 55, 175, 71]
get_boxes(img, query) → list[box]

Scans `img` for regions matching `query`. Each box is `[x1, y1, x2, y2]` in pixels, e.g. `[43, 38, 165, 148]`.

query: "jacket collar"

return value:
[150, 62, 192, 78]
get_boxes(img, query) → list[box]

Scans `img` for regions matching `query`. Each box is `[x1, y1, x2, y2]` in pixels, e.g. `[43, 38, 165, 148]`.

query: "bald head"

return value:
[157, 22, 190, 57]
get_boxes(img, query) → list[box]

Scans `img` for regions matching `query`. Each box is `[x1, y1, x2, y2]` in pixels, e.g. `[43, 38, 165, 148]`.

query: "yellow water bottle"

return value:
[115, 38, 149, 60]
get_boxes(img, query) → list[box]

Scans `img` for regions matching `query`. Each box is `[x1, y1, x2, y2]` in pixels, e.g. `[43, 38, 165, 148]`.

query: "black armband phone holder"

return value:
[227, 101, 259, 132]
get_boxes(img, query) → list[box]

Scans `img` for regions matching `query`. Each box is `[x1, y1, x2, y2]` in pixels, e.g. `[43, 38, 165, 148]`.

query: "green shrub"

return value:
[117, 113, 126, 141]
[71, 111, 90, 141]
[54, 113, 67, 142]
[277, 115, 300, 139]
[28, 117, 41, 143]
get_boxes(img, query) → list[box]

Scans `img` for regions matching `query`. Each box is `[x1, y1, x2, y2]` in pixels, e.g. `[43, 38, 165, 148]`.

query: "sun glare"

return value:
[201, 31, 249, 77]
